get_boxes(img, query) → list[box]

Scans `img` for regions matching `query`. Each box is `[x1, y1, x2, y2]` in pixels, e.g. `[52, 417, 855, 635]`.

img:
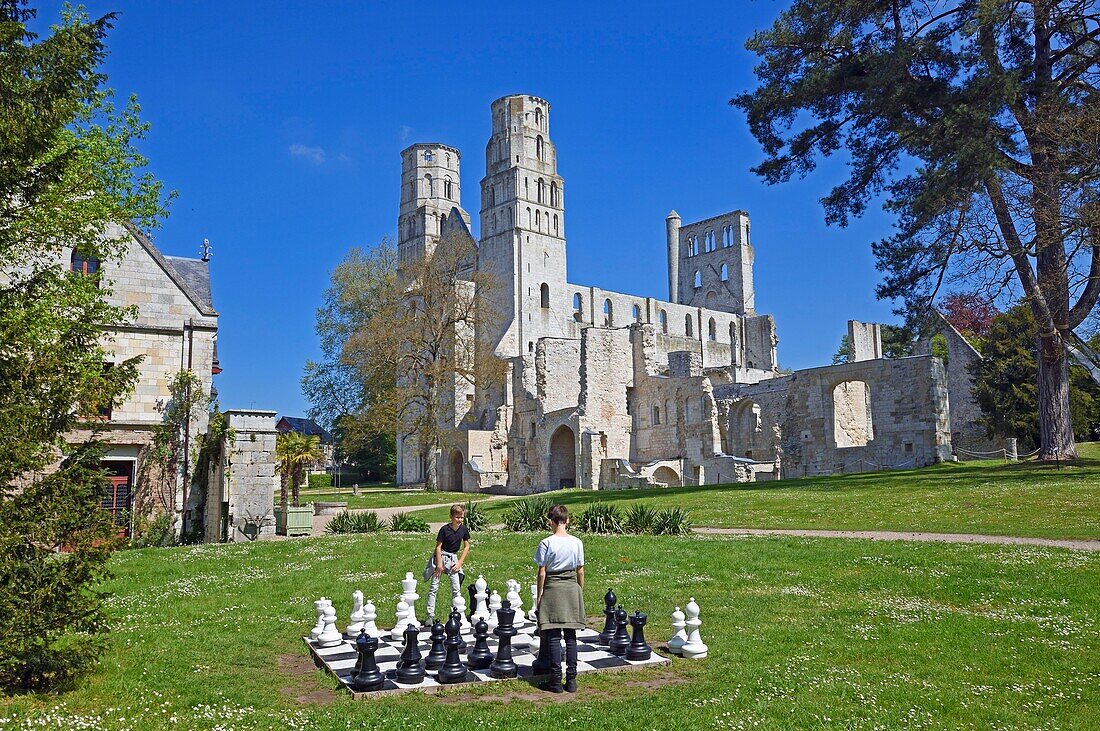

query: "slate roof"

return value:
[121, 221, 217, 317]
[276, 416, 334, 444]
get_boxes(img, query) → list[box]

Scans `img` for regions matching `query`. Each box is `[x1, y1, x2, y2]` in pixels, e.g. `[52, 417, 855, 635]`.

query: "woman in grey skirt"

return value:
[534, 504, 585, 693]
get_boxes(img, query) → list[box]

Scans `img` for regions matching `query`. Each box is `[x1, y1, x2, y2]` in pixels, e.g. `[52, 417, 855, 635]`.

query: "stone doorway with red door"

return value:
[101, 460, 134, 538]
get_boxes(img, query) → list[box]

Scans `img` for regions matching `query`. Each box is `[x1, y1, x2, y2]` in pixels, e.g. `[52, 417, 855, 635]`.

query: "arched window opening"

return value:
[424, 173, 433, 196]
[507, 208, 513, 226]
[652, 405, 661, 426]
[720, 263, 729, 281]
[71, 250, 100, 276]
[705, 230, 715, 252]
[603, 299, 613, 326]
[708, 318, 717, 341]
[694, 271, 702, 289]
[488, 185, 495, 206]
[550, 182, 558, 207]
[529, 341, 534, 352]
[573, 292, 582, 311]
[439, 213, 446, 233]
[536, 135, 544, 161]
[535, 209, 541, 228]
[833, 380, 874, 447]
[525, 178, 529, 198]
[659, 310, 668, 333]
[537, 178, 545, 203]
[685, 314, 694, 337]
[631, 304, 641, 322]
[492, 212, 498, 232]
[540, 283, 550, 308]
[692, 236, 699, 256]
[526, 207, 532, 227]
[535, 107, 543, 128]
[443, 176, 453, 199]
[553, 214, 559, 235]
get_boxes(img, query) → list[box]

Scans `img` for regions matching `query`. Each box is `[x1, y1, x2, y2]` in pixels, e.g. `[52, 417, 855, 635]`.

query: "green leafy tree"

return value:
[276, 432, 324, 509]
[0, 1, 169, 690]
[971, 304, 1100, 448]
[734, 0, 1100, 458]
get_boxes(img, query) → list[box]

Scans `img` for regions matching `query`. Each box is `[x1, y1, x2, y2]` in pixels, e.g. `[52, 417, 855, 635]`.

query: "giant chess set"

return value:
[303, 572, 709, 697]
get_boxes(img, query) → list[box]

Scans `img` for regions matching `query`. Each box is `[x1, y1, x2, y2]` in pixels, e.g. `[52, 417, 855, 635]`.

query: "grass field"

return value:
[1, 531, 1097, 730]
[411, 444, 1100, 540]
[297, 485, 494, 511]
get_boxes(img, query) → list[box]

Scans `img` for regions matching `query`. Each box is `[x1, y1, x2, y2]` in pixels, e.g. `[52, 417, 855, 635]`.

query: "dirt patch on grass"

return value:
[277, 653, 339, 706]
[434, 665, 686, 704]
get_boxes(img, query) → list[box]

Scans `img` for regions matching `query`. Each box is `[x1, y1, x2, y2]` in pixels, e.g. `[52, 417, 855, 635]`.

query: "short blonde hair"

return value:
[450, 504, 466, 518]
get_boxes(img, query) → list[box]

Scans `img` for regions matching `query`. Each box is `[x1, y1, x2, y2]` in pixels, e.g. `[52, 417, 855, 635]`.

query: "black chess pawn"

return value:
[467, 584, 478, 621]
[626, 610, 652, 660]
[598, 588, 617, 645]
[467, 617, 493, 670]
[437, 608, 469, 684]
[350, 630, 384, 692]
[489, 599, 518, 679]
[424, 619, 447, 671]
[609, 605, 630, 655]
[395, 622, 425, 684]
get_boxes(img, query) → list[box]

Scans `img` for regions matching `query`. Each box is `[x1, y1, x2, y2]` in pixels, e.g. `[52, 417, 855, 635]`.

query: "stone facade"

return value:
[397, 95, 954, 491]
[202, 410, 278, 542]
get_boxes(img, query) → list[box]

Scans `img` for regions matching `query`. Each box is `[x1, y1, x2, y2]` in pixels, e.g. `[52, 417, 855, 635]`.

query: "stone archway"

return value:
[651, 466, 680, 487]
[449, 450, 464, 492]
[548, 426, 576, 489]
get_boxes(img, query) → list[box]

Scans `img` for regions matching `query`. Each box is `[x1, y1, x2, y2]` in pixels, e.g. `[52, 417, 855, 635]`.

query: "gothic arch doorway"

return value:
[449, 450, 464, 492]
[548, 426, 576, 489]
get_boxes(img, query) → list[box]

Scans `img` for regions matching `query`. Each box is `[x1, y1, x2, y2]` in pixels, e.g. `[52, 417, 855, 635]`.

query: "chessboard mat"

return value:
[304, 621, 669, 698]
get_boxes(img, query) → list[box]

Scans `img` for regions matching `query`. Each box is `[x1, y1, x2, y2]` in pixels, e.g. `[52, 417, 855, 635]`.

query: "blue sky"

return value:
[36, 1, 901, 418]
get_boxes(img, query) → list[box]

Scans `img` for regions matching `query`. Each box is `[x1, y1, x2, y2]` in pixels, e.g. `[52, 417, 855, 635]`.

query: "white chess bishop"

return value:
[680, 597, 708, 659]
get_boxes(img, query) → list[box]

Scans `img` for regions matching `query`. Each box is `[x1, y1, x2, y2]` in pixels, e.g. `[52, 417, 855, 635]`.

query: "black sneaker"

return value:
[564, 675, 577, 693]
[546, 680, 564, 694]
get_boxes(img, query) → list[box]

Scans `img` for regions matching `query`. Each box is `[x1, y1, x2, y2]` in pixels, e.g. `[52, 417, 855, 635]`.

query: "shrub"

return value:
[623, 504, 657, 534]
[502, 496, 554, 532]
[652, 507, 693, 536]
[576, 502, 624, 534]
[129, 511, 174, 548]
[308, 473, 333, 489]
[462, 500, 490, 532]
[389, 512, 430, 533]
[325, 510, 384, 534]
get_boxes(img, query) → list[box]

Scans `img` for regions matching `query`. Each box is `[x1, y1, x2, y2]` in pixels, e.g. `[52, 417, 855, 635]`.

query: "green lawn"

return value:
[297, 485, 494, 511]
[1, 533, 1096, 730]
[411, 443, 1100, 540]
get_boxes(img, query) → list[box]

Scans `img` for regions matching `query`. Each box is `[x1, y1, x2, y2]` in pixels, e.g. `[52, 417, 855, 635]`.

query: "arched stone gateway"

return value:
[651, 466, 680, 486]
[548, 426, 576, 489]
[449, 450, 464, 492]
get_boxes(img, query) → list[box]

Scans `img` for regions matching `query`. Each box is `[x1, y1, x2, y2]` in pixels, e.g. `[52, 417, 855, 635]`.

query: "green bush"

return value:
[325, 510, 384, 534]
[462, 500, 490, 531]
[653, 507, 693, 536]
[129, 511, 174, 548]
[576, 502, 624, 534]
[308, 473, 333, 489]
[389, 512, 430, 533]
[502, 496, 554, 532]
[623, 504, 658, 534]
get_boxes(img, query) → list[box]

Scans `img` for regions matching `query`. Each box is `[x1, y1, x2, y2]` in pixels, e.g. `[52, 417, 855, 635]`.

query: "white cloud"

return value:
[288, 143, 326, 165]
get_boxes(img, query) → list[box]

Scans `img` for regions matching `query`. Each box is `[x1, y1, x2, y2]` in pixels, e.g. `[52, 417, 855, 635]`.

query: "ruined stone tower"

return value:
[397, 143, 470, 266]
[478, 95, 568, 358]
[670, 209, 755, 315]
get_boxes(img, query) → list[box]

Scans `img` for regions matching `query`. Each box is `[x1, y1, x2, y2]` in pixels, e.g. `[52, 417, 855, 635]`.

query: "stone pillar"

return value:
[1006, 438, 1018, 461]
[666, 210, 681, 303]
[848, 320, 884, 361]
[224, 409, 278, 541]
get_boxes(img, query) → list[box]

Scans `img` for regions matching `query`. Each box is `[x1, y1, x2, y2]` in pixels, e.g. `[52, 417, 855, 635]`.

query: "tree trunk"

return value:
[292, 466, 302, 507]
[279, 470, 288, 513]
[1037, 333, 1078, 459]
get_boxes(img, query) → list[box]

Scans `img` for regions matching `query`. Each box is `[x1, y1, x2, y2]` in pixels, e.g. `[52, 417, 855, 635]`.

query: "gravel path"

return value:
[693, 527, 1100, 551]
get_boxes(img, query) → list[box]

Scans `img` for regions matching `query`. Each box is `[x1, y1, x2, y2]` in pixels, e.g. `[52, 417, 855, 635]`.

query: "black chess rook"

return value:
[626, 610, 652, 661]
[350, 630, 384, 692]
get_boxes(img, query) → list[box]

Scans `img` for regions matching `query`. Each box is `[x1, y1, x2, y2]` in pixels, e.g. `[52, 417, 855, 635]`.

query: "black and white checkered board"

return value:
[304, 621, 669, 697]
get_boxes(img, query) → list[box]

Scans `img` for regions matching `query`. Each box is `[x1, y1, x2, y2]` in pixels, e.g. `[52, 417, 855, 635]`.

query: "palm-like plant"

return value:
[276, 432, 324, 509]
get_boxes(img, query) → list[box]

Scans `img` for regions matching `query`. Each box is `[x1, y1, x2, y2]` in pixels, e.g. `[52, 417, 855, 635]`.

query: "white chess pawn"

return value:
[346, 590, 365, 635]
[362, 600, 380, 638]
[472, 574, 489, 622]
[506, 582, 525, 627]
[400, 571, 420, 628]
[391, 599, 410, 641]
[311, 597, 330, 639]
[680, 597, 708, 659]
[452, 594, 472, 632]
[487, 590, 502, 631]
[528, 584, 539, 623]
[668, 606, 687, 655]
[317, 605, 343, 647]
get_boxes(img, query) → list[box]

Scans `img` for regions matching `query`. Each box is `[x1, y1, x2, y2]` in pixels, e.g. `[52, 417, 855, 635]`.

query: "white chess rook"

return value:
[668, 606, 687, 656]
[347, 590, 366, 635]
[680, 597, 708, 659]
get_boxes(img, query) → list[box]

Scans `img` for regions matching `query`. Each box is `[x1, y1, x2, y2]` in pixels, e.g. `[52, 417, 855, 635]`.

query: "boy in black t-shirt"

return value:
[423, 504, 471, 622]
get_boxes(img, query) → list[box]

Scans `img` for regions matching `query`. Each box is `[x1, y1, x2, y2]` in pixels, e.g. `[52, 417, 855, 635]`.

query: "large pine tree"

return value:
[734, 0, 1100, 458]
